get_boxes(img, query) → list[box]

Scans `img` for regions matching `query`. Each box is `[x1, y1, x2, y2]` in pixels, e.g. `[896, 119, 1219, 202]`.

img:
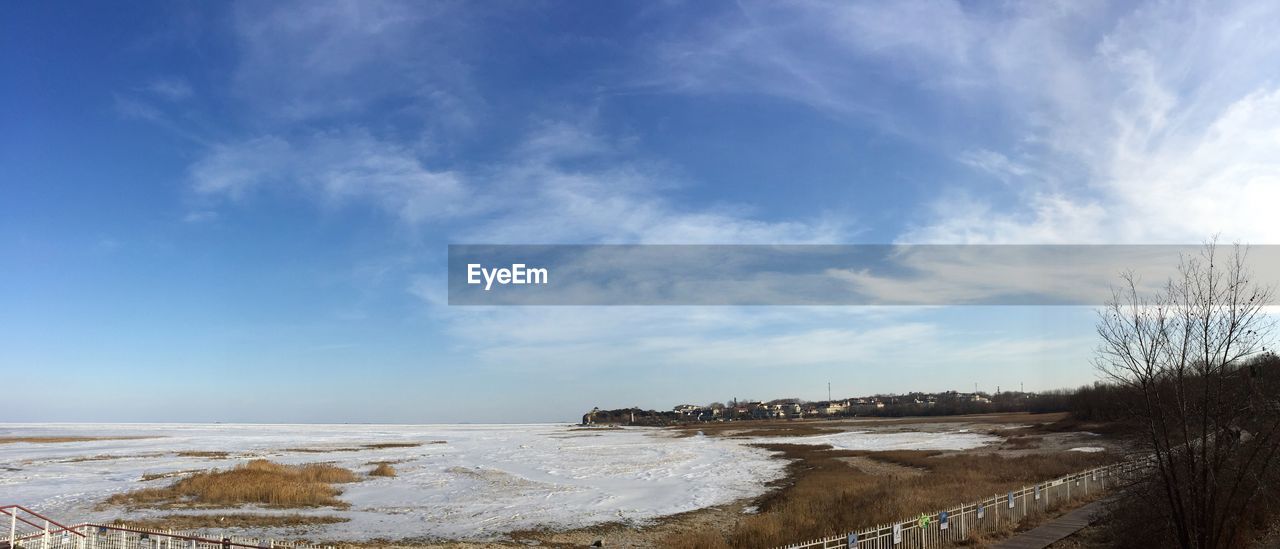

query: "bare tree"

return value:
[1095, 241, 1279, 548]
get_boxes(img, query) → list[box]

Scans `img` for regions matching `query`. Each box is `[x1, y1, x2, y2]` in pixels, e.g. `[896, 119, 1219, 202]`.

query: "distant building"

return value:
[581, 407, 599, 425]
[822, 401, 848, 415]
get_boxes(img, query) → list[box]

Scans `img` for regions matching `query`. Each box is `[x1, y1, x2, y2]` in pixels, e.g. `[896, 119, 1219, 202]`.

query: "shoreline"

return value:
[5, 413, 1128, 548]
[331, 412, 1126, 547]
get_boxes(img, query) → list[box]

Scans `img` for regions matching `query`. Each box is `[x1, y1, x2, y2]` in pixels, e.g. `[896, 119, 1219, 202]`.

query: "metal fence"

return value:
[2, 506, 332, 549]
[6, 460, 1139, 549]
[778, 461, 1139, 549]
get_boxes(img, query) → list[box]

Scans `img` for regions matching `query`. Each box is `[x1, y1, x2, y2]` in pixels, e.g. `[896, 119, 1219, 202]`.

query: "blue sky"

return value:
[3, 1, 1279, 423]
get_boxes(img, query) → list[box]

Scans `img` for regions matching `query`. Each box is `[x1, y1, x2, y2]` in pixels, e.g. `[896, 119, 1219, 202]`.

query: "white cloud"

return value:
[189, 2, 856, 244]
[189, 131, 472, 224]
[901, 194, 1110, 244]
[145, 78, 193, 101]
[462, 121, 850, 244]
[230, 1, 482, 130]
[182, 210, 218, 223]
[113, 93, 210, 145]
[647, 0, 1280, 245]
[190, 119, 849, 243]
[408, 274, 448, 307]
[644, 0, 979, 125]
[905, 83, 1280, 244]
[824, 245, 1197, 305]
[462, 164, 847, 244]
[957, 149, 1030, 180]
[168, 2, 1136, 401]
[426, 304, 1090, 394]
[113, 94, 166, 123]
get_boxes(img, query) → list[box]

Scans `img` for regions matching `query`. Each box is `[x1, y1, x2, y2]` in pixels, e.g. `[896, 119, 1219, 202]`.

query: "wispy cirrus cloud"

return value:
[957, 150, 1031, 181]
[644, 0, 1280, 245]
[230, 0, 486, 131]
[180, 1, 851, 245]
[144, 78, 193, 102]
[431, 303, 1091, 397]
[188, 106, 851, 244]
[458, 121, 850, 244]
[189, 131, 473, 225]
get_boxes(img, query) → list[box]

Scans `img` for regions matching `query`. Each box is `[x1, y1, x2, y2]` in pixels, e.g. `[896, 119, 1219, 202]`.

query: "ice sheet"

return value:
[750, 430, 999, 451]
[0, 422, 994, 541]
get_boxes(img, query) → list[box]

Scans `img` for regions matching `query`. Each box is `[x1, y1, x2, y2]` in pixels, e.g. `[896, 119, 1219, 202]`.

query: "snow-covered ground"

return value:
[752, 429, 997, 451]
[0, 423, 995, 541]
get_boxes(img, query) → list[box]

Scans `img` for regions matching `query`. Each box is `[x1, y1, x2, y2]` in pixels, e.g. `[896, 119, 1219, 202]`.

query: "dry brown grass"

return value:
[60, 452, 168, 463]
[176, 451, 230, 459]
[113, 513, 349, 530]
[369, 463, 397, 477]
[671, 412, 1073, 439]
[661, 444, 1119, 549]
[362, 442, 424, 449]
[140, 470, 202, 482]
[104, 459, 360, 510]
[1010, 415, 1140, 437]
[999, 435, 1044, 450]
[0, 436, 156, 444]
[672, 421, 845, 438]
[64, 454, 127, 462]
[282, 442, 430, 453]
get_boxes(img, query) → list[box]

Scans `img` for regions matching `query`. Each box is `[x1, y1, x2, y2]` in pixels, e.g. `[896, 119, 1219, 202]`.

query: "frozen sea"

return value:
[0, 423, 997, 541]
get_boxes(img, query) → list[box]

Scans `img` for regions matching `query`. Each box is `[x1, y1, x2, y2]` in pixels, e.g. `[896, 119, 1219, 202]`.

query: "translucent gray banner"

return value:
[446, 245, 1280, 305]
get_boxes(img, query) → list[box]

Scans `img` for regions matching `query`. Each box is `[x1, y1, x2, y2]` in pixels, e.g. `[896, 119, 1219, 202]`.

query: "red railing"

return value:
[2, 504, 330, 548]
[2, 504, 86, 542]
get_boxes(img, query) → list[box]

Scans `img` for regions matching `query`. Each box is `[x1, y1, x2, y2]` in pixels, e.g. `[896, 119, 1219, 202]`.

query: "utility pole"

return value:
[828, 382, 832, 402]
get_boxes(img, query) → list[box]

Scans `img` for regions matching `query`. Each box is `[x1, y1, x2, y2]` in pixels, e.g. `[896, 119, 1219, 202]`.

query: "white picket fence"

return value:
[778, 461, 1139, 549]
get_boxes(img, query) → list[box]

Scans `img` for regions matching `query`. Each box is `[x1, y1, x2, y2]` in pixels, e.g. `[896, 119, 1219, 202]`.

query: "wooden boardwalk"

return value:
[990, 500, 1106, 549]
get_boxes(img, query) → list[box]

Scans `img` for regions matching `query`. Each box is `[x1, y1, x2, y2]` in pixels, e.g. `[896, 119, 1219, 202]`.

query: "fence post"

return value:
[775, 461, 1133, 549]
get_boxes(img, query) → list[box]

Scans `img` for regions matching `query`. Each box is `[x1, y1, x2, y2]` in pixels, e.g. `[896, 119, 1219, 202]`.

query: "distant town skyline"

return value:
[4, 1, 1280, 423]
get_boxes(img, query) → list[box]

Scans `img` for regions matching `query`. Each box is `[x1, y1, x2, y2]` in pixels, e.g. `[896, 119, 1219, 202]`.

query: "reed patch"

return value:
[282, 442, 430, 453]
[103, 459, 360, 510]
[176, 451, 231, 459]
[113, 513, 349, 530]
[368, 463, 397, 477]
[660, 445, 1118, 548]
[0, 436, 157, 445]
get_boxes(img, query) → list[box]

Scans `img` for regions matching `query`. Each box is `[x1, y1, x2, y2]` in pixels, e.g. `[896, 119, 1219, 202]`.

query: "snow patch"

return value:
[0, 422, 995, 541]
[751, 430, 999, 451]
